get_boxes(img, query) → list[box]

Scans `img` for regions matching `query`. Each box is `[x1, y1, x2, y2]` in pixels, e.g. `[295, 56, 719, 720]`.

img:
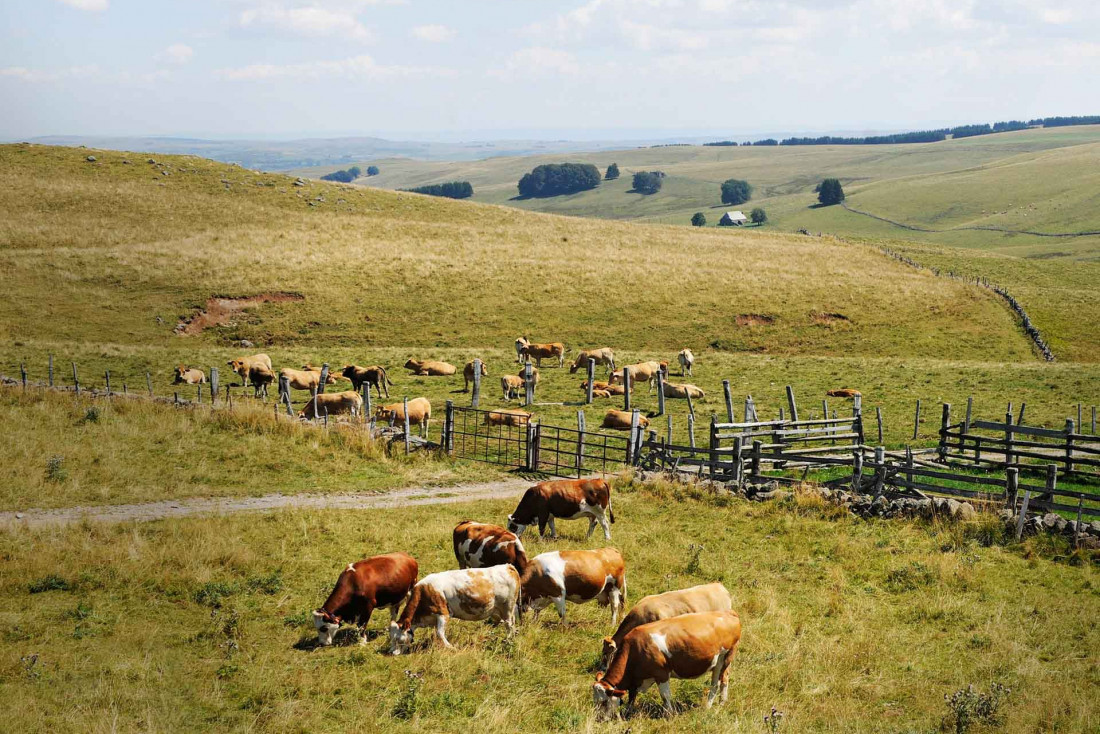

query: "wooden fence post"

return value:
[722, 380, 733, 423]
[576, 411, 586, 477]
[1004, 467, 1019, 510]
[524, 361, 534, 407]
[872, 446, 886, 499]
[905, 447, 914, 493]
[1065, 419, 1075, 475]
[656, 369, 666, 416]
[1077, 403, 1083, 430]
[684, 390, 695, 420]
[1017, 403, 1026, 425]
[666, 413, 672, 443]
[1004, 411, 1014, 468]
[733, 436, 743, 485]
[227, 385, 233, 411]
[938, 403, 951, 462]
[48, 354, 54, 387]
[196, 383, 202, 404]
[821, 399, 829, 434]
[751, 440, 762, 482]
[851, 450, 863, 493]
[586, 358, 595, 405]
[785, 385, 798, 423]
[623, 368, 632, 412]
[471, 358, 481, 408]
[1015, 486, 1032, 541]
[362, 383, 371, 422]
[20, 363, 27, 391]
[311, 386, 319, 421]
[210, 367, 219, 405]
[876, 406, 884, 444]
[912, 399, 921, 440]
[708, 415, 718, 479]
[1042, 462, 1058, 507]
[853, 394, 863, 445]
[318, 364, 329, 395]
[964, 396, 973, 432]
[146, 371, 153, 398]
[72, 362, 79, 395]
[444, 400, 454, 453]
[1092, 406, 1097, 435]
[403, 397, 411, 454]
[687, 413, 696, 449]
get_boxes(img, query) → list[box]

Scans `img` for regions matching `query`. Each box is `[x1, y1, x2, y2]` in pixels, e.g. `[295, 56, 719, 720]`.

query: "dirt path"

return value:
[0, 479, 531, 529]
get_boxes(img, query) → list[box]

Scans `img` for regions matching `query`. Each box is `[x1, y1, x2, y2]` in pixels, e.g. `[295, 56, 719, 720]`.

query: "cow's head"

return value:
[312, 609, 340, 646]
[173, 365, 187, 383]
[227, 359, 243, 373]
[505, 514, 527, 537]
[403, 359, 419, 371]
[592, 674, 627, 720]
[600, 636, 617, 669]
[388, 621, 413, 655]
[340, 365, 356, 378]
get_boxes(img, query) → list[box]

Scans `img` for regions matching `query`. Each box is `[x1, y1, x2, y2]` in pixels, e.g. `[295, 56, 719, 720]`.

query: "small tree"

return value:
[605, 163, 620, 180]
[720, 178, 753, 205]
[750, 207, 767, 224]
[366, 165, 380, 176]
[691, 212, 706, 227]
[348, 166, 361, 178]
[817, 178, 845, 205]
[632, 171, 662, 195]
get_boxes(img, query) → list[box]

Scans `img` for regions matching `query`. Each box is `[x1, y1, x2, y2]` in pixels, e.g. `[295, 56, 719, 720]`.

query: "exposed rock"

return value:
[85, 155, 96, 162]
[239, 339, 254, 348]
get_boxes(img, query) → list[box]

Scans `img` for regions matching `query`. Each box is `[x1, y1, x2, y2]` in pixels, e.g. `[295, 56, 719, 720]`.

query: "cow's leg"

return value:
[554, 593, 567, 623]
[608, 585, 622, 627]
[388, 603, 401, 623]
[719, 649, 733, 703]
[706, 651, 726, 707]
[546, 515, 557, 539]
[357, 604, 376, 645]
[586, 516, 597, 539]
[433, 615, 453, 648]
[657, 680, 675, 717]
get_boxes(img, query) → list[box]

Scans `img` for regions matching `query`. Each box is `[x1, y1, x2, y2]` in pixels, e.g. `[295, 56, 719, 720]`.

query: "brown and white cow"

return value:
[593, 610, 742, 719]
[520, 548, 626, 625]
[486, 408, 531, 428]
[312, 552, 419, 647]
[826, 388, 862, 399]
[341, 364, 391, 398]
[404, 359, 456, 376]
[299, 390, 363, 419]
[570, 347, 616, 374]
[173, 365, 206, 385]
[609, 361, 667, 392]
[662, 382, 705, 400]
[452, 521, 528, 575]
[500, 374, 525, 400]
[388, 565, 520, 654]
[227, 354, 272, 387]
[516, 337, 565, 368]
[463, 360, 489, 392]
[375, 397, 431, 435]
[601, 409, 650, 432]
[600, 583, 732, 669]
[507, 478, 615, 540]
[677, 348, 695, 377]
[280, 366, 337, 391]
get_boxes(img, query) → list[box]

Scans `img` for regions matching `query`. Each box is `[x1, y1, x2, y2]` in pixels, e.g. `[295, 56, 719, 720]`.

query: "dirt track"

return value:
[0, 479, 531, 529]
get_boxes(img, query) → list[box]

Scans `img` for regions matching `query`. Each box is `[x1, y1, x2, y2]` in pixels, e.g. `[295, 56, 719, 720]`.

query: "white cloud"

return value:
[56, 0, 108, 11]
[411, 24, 455, 42]
[217, 53, 451, 80]
[491, 47, 581, 79]
[160, 43, 194, 65]
[1, 65, 100, 82]
[239, 5, 372, 41]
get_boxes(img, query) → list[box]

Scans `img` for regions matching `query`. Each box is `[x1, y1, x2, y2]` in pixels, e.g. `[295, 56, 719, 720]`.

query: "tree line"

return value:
[320, 165, 379, 183]
[517, 163, 601, 197]
[402, 181, 474, 199]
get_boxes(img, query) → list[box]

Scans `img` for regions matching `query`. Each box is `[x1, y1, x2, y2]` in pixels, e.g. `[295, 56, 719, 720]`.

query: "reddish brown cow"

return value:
[506, 478, 615, 540]
[826, 388, 862, 399]
[312, 552, 419, 646]
[516, 337, 565, 368]
[452, 521, 528, 575]
[521, 548, 627, 625]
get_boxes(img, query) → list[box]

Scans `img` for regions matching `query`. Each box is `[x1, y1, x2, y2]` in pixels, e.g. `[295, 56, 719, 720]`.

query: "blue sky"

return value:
[2, 0, 1099, 140]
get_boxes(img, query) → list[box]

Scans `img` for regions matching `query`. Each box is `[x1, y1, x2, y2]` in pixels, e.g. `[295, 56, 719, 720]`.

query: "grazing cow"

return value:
[570, 348, 616, 374]
[677, 349, 695, 377]
[662, 382, 705, 400]
[609, 361, 667, 392]
[601, 409, 650, 431]
[593, 610, 742, 719]
[247, 364, 275, 399]
[507, 478, 615, 540]
[312, 552, 419, 647]
[516, 337, 566, 368]
[582, 380, 626, 396]
[341, 364, 391, 398]
[463, 360, 489, 392]
[375, 397, 431, 435]
[173, 365, 206, 385]
[452, 521, 528, 575]
[227, 354, 272, 387]
[486, 408, 531, 428]
[521, 548, 626, 625]
[500, 374, 525, 400]
[280, 366, 337, 392]
[404, 359, 456, 376]
[826, 388, 862, 399]
[299, 390, 363, 419]
[601, 583, 732, 669]
[388, 565, 520, 654]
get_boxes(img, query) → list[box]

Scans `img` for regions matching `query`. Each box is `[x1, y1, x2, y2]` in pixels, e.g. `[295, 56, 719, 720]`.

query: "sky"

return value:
[2, 0, 1099, 141]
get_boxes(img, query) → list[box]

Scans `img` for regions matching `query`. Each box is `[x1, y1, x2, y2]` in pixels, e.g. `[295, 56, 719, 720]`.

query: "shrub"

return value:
[403, 181, 473, 199]
[691, 212, 706, 227]
[517, 163, 601, 198]
[45, 455, 67, 483]
[632, 171, 663, 195]
[320, 168, 360, 183]
[604, 163, 619, 180]
[366, 165, 380, 176]
[721, 178, 753, 205]
[29, 575, 73, 593]
[751, 207, 767, 224]
[817, 178, 845, 205]
[943, 683, 1011, 733]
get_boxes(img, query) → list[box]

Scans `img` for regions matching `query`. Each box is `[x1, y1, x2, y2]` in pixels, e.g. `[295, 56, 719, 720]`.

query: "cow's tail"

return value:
[608, 497, 615, 524]
[382, 366, 393, 387]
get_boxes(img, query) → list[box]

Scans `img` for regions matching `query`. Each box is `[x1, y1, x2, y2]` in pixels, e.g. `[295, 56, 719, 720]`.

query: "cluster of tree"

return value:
[992, 120, 1029, 132]
[1028, 115, 1100, 127]
[517, 163, 601, 198]
[632, 171, 663, 194]
[782, 130, 947, 145]
[702, 141, 738, 147]
[320, 165, 361, 183]
[605, 163, 619, 180]
[703, 138, 779, 146]
[720, 178, 753, 205]
[402, 181, 474, 199]
[816, 178, 845, 206]
[751, 139, 779, 146]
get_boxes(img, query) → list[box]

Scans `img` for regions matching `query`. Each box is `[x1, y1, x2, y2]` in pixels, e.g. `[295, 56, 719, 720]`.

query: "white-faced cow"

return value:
[601, 583, 732, 669]
[452, 521, 528, 575]
[677, 348, 695, 377]
[593, 610, 742, 719]
[388, 565, 520, 654]
[312, 552, 419, 647]
[506, 478, 615, 540]
[521, 548, 626, 625]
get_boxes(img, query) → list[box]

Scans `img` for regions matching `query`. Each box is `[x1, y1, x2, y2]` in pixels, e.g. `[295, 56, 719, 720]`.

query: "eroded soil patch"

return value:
[811, 311, 851, 325]
[176, 292, 303, 335]
[735, 313, 776, 327]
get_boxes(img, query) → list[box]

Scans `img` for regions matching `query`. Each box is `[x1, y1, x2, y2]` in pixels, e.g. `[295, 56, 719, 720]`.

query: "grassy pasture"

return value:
[0, 482, 1096, 733]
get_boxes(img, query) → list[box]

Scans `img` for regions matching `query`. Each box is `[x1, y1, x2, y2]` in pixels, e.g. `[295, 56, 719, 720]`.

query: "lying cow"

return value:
[486, 408, 531, 428]
[601, 409, 650, 431]
[582, 380, 626, 396]
[404, 359, 456, 376]
[593, 610, 742, 719]
[516, 337, 565, 368]
[375, 397, 431, 435]
[601, 583, 732, 669]
[677, 348, 695, 377]
[312, 552, 419, 647]
[826, 388, 861, 399]
[591, 389, 612, 399]
[452, 521, 528, 575]
[341, 364, 391, 398]
[462, 360, 488, 392]
[173, 365, 206, 385]
[570, 347, 616, 374]
[227, 354, 272, 387]
[299, 390, 363, 419]
[662, 382, 705, 400]
[609, 361, 667, 392]
[521, 548, 626, 625]
[507, 478, 614, 540]
[388, 565, 520, 654]
[280, 366, 337, 391]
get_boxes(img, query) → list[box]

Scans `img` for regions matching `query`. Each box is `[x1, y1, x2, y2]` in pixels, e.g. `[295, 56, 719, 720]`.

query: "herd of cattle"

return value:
[310, 477, 741, 719]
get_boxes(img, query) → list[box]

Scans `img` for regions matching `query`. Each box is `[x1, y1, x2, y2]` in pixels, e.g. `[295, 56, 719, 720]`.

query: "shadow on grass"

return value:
[293, 626, 386, 652]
